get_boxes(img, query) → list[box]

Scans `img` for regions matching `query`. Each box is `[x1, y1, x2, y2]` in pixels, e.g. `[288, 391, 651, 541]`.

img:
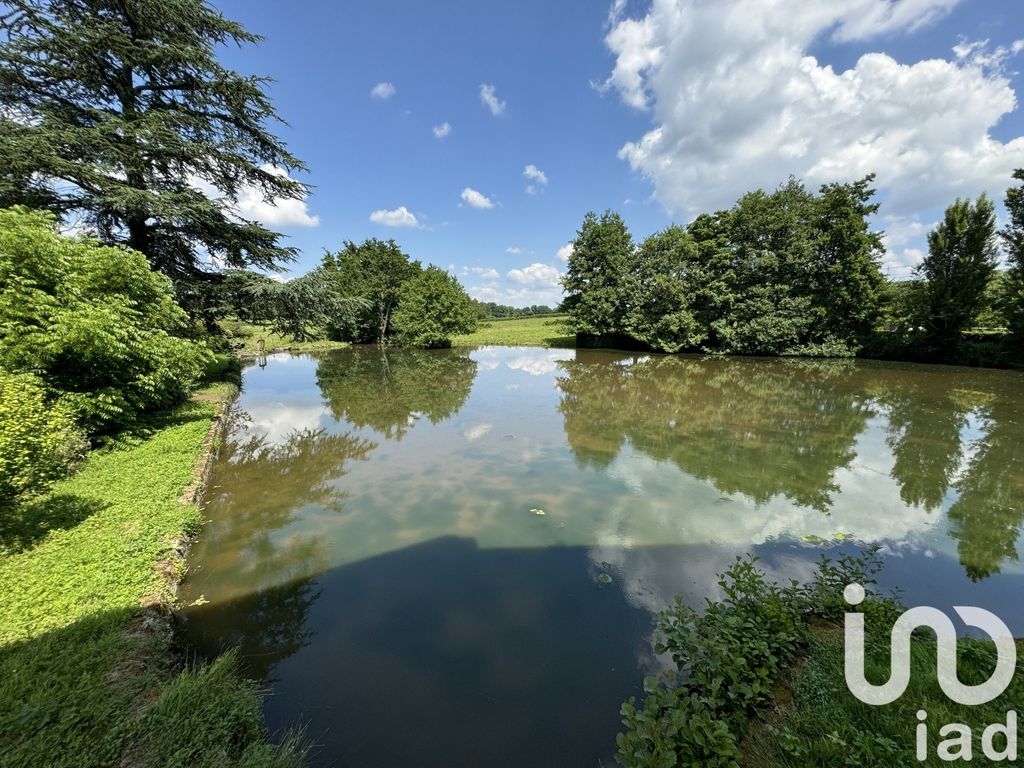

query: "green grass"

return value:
[219, 319, 348, 357]
[0, 386, 301, 767]
[742, 631, 1024, 767]
[453, 314, 576, 347]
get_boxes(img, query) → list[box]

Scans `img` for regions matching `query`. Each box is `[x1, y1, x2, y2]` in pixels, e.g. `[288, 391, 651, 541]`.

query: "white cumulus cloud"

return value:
[507, 262, 562, 287]
[479, 84, 507, 116]
[196, 164, 319, 228]
[461, 187, 495, 209]
[370, 82, 396, 100]
[369, 206, 419, 228]
[555, 243, 574, 262]
[523, 164, 549, 196]
[433, 122, 452, 138]
[604, 0, 1024, 239]
[470, 266, 500, 280]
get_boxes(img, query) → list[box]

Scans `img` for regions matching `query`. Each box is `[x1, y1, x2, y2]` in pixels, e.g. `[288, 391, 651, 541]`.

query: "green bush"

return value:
[616, 551, 895, 768]
[0, 370, 84, 505]
[0, 207, 212, 433]
[392, 266, 477, 348]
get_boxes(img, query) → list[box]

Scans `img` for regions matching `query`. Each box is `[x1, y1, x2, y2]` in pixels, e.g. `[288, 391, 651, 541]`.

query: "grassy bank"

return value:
[617, 553, 1022, 768]
[219, 318, 349, 357]
[0, 381, 300, 767]
[742, 632, 1024, 767]
[453, 314, 575, 348]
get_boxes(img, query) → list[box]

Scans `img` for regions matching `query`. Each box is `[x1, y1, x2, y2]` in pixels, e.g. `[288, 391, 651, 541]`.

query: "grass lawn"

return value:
[0, 382, 300, 768]
[453, 314, 576, 348]
[219, 318, 348, 357]
[742, 630, 1024, 767]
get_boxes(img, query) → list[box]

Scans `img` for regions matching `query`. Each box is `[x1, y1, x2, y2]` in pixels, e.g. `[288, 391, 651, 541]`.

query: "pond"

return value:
[180, 346, 1024, 768]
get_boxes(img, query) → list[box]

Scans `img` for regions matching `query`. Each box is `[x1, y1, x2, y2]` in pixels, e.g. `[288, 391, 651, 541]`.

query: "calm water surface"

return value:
[180, 346, 1024, 767]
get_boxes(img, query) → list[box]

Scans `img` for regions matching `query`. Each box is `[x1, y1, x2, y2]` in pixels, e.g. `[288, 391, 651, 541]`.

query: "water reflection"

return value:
[557, 353, 873, 511]
[315, 346, 478, 440]
[947, 397, 1024, 580]
[181, 413, 376, 603]
[555, 352, 1024, 581]
[180, 347, 1024, 767]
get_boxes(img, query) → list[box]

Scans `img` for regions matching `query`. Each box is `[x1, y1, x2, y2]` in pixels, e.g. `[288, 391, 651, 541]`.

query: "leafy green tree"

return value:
[810, 176, 885, 344]
[622, 226, 706, 352]
[0, 206, 211, 432]
[220, 270, 282, 325]
[392, 266, 477, 348]
[916, 195, 999, 355]
[273, 268, 357, 342]
[322, 239, 421, 344]
[562, 210, 634, 339]
[1001, 169, 1024, 340]
[0, 370, 84, 506]
[0, 0, 305, 279]
[715, 181, 818, 354]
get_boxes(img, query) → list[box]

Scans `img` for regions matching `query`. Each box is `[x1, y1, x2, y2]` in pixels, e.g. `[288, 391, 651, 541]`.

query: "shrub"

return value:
[392, 266, 477, 348]
[0, 207, 212, 433]
[616, 550, 895, 768]
[0, 370, 84, 505]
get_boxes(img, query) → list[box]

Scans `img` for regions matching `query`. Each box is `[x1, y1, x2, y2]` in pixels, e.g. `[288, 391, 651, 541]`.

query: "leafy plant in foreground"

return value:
[616, 550, 894, 768]
[0, 370, 84, 507]
[0, 206, 212, 433]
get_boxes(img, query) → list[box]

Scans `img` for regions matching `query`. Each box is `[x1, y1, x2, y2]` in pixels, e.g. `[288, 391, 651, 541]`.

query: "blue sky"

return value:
[212, 0, 1024, 306]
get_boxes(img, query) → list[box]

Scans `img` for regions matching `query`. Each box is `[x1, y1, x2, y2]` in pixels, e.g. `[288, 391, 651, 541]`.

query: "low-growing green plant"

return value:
[0, 206, 212, 433]
[0, 388, 300, 766]
[616, 550, 897, 768]
[0, 369, 84, 506]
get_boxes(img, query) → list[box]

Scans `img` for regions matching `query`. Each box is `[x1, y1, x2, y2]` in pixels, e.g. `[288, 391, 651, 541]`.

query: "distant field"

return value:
[453, 314, 575, 348]
[218, 319, 348, 356]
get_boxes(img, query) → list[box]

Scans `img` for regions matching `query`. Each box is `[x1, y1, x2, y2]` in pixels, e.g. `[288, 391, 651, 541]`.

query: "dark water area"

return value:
[180, 346, 1024, 767]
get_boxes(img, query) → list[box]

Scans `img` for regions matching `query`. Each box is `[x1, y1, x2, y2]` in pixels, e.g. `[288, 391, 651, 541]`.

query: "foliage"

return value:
[393, 266, 477, 348]
[915, 195, 999, 356]
[563, 178, 885, 356]
[0, 386, 301, 766]
[1001, 169, 1024, 341]
[219, 271, 284, 326]
[0, 207, 212, 432]
[616, 552, 893, 768]
[0, 0, 305, 280]
[473, 301, 559, 318]
[0, 370, 84, 507]
[322, 239, 422, 344]
[452, 314, 575, 348]
[562, 210, 635, 338]
[622, 226, 706, 353]
[744, 633, 1024, 768]
[272, 267, 358, 342]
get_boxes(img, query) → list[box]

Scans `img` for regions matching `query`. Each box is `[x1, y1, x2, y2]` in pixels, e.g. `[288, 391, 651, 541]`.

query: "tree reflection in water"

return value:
[315, 346, 478, 440]
[556, 352, 1024, 580]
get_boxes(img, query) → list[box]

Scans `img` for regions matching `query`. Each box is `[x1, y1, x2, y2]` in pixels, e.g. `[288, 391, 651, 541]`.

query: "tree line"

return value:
[473, 302, 560, 319]
[563, 172, 1024, 364]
